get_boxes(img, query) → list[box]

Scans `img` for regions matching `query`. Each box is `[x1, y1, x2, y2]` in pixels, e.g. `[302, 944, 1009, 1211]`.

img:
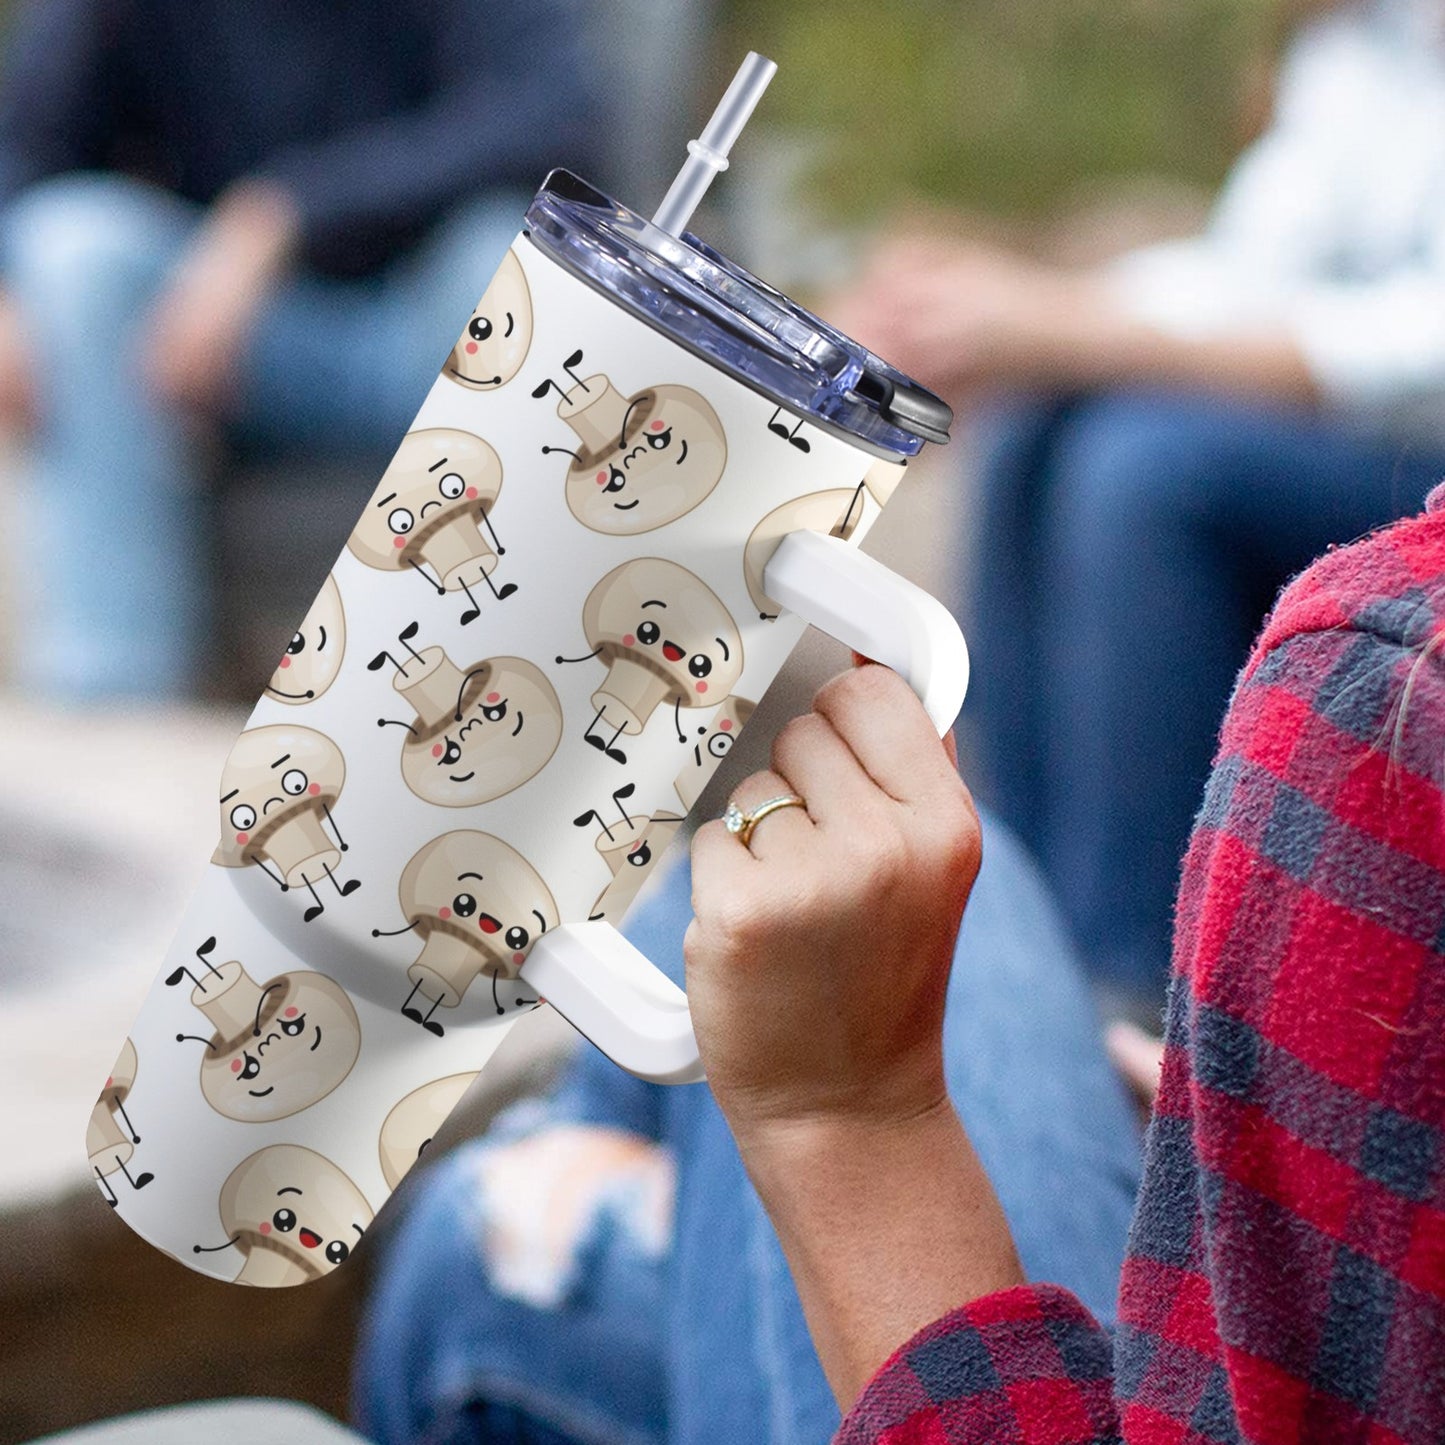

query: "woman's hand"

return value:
[684, 662, 1023, 1410]
[827, 236, 1102, 401]
[684, 660, 980, 1145]
[140, 180, 299, 416]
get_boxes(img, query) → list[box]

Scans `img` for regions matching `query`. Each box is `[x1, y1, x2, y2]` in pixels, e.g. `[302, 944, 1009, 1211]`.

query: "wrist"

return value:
[733, 1096, 1024, 1409]
[732, 1092, 957, 1193]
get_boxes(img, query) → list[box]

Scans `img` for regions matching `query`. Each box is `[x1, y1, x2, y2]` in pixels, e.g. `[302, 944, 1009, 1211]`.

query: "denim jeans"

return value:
[0, 172, 526, 700]
[962, 390, 1445, 1009]
[353, 810, 1143, 1445]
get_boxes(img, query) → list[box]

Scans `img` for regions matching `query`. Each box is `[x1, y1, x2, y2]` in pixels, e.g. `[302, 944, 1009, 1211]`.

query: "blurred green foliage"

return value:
[721, 0, 1290, 223]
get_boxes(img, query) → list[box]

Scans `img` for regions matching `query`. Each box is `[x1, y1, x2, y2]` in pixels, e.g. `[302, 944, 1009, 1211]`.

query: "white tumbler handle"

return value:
[520, 529, 970, 1083]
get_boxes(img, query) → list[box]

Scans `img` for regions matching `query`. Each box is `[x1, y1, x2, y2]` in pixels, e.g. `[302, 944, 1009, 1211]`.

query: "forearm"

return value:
[1060, 280, 1320, 405]
[737, 1098, 1024, 1411]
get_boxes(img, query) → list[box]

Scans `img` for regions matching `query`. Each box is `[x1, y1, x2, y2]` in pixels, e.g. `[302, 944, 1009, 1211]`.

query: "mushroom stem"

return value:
[593, 655, 675, 736]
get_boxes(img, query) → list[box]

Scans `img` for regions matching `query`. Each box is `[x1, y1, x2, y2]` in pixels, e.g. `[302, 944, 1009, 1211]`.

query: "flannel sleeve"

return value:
[837, 580, 1445, 1444]
[1154, 610, 1445, 1444]
[834, 1285, 1120, 1445]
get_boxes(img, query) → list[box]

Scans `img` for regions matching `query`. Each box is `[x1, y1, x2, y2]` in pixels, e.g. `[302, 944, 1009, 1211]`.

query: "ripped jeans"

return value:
[352, 812, 1144, 1445]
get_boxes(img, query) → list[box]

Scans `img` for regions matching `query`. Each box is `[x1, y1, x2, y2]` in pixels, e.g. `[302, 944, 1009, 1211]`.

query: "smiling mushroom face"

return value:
[378, 1072, 478, 1191]
[559, 377, 728, 535]
[213, 725, 346, 886]
[189, 960, 360, 1123]
[443, 248, 533, 391]
[394, 650, 563, 808]
[399, 830, 559, 1006]
[218, 1144, 373, 1287]
[266, 574, 345, 705]
[581, 558, 744, 735]
[347, 429, 505, 592]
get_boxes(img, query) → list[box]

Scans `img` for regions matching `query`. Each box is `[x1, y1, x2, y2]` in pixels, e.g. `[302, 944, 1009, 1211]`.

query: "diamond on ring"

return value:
[721, 793, 807, 848]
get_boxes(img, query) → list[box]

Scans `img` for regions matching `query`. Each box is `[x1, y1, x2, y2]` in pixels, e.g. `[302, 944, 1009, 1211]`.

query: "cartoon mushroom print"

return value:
[442, 248, 533, 391]
[194, 1144, 373, 1287]
[265, 573, 345, 705]
[88, 1038, 153, 1207]
[742, 487, 873, 620]
[673, 695, 757, 812]
[378, 1072, 479, 1191]
[586, 810, 683, 925]
[347, 428, 516, 624]
[373, 830, 558, 1037]
[167, 935, 360, 1123]
[533, 350, 727, 535]
[212, 724, 360, 921]
[370, 624, 562, 808]
[556, 558, 744, 766]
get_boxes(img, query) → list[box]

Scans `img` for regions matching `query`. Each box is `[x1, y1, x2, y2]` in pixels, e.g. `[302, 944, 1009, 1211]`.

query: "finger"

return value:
[721, 766, 815, 860]
[813, 664, 960, 805]
[771, 711, 888, 830]
[1105, 1022, 1165, 1106]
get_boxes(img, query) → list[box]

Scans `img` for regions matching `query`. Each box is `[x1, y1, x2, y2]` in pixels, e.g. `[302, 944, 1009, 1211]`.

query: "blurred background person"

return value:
[0, 0, 601, 701]
[834, 0, 1445, 1012]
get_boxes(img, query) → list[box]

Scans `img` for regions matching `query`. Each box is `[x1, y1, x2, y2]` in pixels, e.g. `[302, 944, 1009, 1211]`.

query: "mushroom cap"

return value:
[103, 1037, 139, 1101]
[196, 965, 362, 1123]
[743, 488, 869, 617]
[443, 249, 533, 391]
[378, 1072, 478, 1191]
[212, 724, 346, 872]
[582, 558, 744, 716]
[347, 429, 504, 573]
[564, 383, 727, 536]
[400, 656, 562, 808]
[266, 574, 345, 706]
[399, 829, 559, 983]
[219, 1144, 372, 1283]
[673, 695, 757, 812]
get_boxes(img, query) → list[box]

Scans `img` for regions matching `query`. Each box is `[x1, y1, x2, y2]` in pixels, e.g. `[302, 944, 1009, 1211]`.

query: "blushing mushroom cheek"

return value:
[259, 1220, 272, 1235]
[308, 783, 321, 796]
[438, 907, 452, 920]
[465, 342, 478, 354]
[623, 634, 635, 647]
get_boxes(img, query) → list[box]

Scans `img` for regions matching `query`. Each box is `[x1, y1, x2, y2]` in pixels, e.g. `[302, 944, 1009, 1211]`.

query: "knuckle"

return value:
[773, 712, 823, 765]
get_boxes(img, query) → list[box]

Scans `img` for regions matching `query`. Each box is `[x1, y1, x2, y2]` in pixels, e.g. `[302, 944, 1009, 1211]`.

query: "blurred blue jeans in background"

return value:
[1, 172, 524, 700]
[964, 390, 1445, 1009]
[353, 811, 1143, 1445]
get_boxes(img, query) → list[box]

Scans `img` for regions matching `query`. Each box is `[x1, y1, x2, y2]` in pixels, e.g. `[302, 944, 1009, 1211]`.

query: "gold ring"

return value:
[722, 793, 807, 848]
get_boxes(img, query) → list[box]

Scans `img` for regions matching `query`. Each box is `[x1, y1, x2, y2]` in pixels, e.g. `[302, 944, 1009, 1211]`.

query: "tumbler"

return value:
[89, 54, 969, 1285]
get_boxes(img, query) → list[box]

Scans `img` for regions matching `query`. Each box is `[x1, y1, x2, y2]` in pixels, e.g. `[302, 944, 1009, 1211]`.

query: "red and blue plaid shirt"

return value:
[838, 498, 1445, 1444]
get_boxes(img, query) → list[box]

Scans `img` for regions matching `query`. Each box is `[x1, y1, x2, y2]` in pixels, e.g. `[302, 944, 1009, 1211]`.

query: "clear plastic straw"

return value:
[651, 51, 777, 237]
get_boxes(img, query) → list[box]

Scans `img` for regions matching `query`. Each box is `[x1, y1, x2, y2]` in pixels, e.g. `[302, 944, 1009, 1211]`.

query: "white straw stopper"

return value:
[651, 50, 777, 237]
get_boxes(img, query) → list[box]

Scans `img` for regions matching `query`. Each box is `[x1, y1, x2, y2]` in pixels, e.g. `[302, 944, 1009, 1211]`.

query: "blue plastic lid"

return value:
[524, 170, 952, 460]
